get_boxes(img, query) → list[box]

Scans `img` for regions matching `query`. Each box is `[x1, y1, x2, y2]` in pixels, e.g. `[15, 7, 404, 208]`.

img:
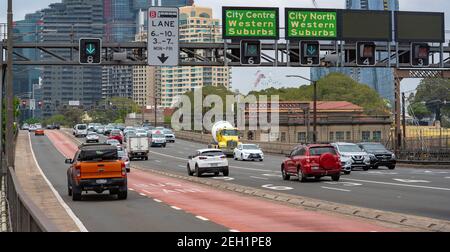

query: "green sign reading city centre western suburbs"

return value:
[223, 7, 279, 39]
[286, 9, 338, 40]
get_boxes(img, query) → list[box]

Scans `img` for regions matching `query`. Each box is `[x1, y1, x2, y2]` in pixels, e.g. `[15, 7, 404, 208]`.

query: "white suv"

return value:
[187, 149, 229, 177]
[332, 142, 371, 174]
[73, 124, 88, 138]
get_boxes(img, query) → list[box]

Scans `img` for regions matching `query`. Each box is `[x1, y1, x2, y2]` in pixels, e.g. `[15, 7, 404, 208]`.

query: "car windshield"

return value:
[136, 130, 146, 134]
[201, 151, 224, 157]
[88, 132, 97, 136]
[117, 150, 126, 158]
[242, 144, 259, 150]
[362, 144, 387, 151]
[152, 134, 165, 138]
[79, 148, 118, 161]
[107, 140, 119, 145]
[77, 125, 87, 130]
[163, 130, 173, 134]
[111, 131, 121, 136]
[309, 147, 336, 156]
[221, 129, 238, 136]
[338, 144, 362, 153]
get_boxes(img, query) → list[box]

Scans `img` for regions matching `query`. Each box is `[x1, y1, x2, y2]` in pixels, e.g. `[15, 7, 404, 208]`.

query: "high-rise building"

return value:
[40, 0, 104, 117]
[311, 0, 399, 105]
[102, 0, 137, 101]
[159, 5, 231, 107]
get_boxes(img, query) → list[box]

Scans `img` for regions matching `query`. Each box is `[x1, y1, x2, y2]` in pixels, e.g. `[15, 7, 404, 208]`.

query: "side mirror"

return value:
[126, 168, 130, 173]
[65, 159, 73, 164]
[188, 155, 193, 159]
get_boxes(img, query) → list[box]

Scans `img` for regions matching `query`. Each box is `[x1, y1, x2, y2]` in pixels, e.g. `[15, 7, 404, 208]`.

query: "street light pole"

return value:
[286, 75, 318, 143]
[6, 0, 14, 168]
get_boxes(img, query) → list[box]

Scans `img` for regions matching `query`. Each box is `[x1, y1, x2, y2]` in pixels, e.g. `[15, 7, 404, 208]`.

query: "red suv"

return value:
[281, 144, 342, 182]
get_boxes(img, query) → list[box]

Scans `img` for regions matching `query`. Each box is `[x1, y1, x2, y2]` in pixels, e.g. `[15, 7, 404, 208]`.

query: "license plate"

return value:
[96, 179, 107, 184]
[210, 163, 219, 167]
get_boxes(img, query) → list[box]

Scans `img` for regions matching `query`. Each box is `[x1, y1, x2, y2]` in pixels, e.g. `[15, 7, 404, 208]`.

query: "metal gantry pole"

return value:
[313, 81, 317, 143]
[6, 0, 15, 168]
[0, 42, 4, 176]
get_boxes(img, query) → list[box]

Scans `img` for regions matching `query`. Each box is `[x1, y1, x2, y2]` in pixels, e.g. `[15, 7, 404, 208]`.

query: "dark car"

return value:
[357, 142, 396, 170]
[281, 144, 342, 182]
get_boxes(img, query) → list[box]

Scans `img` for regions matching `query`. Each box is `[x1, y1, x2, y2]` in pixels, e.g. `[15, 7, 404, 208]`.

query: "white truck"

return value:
[126, 136, 149, 161]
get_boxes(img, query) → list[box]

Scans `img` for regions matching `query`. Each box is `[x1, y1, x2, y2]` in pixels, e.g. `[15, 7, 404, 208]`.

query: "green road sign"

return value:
[222, 7, 279, 39]
[286, 9, 338, 40]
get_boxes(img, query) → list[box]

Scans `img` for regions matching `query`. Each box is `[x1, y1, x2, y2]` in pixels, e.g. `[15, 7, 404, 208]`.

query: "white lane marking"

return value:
[324, 182, 362, 187]
[342, 178, 450, 191]
[321, 186, 351, 192]
[139, 193, 146, 196]
[178, 165, 185, 168]
[153, 199, 162, 203]
[212, 176, 235, 181]
[142, 190, 153, 194]
[367, 171, 398, 175]
[229, 229, 240, 232]
[250, 176, 268, 180]
[129, 188, 135, 191]
[445, 177, 450, 179]
[178, 151, 185, 154]
[262, 173, 282, 177]
[393, 179, 430, 183]
[154, 160, 161, 163]
[250, 163, 265, 166]
[196, 216, 209, 221]
[261, 184, 293, 191]
[28, 133, 88, 232]
[171, 206, 182, 210]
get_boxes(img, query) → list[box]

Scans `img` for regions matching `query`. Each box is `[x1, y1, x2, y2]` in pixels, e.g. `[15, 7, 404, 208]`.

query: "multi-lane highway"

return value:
[133, 137, 450, 221]
[27, 130, 415, 232]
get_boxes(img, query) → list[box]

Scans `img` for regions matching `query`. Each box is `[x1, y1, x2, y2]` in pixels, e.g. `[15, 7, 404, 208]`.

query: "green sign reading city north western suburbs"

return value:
[286, 9, 338, 40]
[222, 7, 279, 39]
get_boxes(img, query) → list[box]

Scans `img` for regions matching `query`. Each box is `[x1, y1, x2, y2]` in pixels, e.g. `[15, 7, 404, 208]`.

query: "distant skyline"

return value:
[1, 0, 449, 95]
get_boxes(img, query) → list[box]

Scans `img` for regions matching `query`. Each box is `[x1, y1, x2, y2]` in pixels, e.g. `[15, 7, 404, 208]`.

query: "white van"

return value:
[73, 124, 88, 138]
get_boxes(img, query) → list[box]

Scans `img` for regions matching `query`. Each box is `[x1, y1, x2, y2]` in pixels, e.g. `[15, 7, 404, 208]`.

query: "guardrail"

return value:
[5, 166, 60, 232]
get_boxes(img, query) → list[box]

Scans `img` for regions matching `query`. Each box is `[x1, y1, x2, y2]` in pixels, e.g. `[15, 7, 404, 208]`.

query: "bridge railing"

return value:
[5, 166, 60, 232]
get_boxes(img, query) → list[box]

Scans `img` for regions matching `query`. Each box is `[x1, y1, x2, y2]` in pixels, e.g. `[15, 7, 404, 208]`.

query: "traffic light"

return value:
[38, 101, 43, 108]
[240, 40, 261, 65]
[79, 38, 102, 64]
[21, 100, 27, 108]
[411, 43, 430, 67]
[356, 42, 376, 66]
[300, 41, 320, 66]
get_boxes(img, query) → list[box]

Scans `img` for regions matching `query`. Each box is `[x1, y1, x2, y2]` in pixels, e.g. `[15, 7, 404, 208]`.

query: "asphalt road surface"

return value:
[120, 137, 450, 221]
[30, 133, 229, 232]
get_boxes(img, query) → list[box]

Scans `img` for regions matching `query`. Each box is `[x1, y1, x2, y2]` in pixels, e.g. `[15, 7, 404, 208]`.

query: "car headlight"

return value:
[368, 154, 376, 159]
[391, 153, 396, 159]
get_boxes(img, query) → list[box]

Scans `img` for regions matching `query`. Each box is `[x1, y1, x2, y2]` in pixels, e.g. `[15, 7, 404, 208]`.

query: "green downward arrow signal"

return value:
[86, 43, 96, 54]
[307, 45, 317, 56]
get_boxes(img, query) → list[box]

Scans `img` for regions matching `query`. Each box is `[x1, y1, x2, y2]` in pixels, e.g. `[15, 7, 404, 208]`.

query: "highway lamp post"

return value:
[286, 75, 318, 143]
[6, 0, 14, 169]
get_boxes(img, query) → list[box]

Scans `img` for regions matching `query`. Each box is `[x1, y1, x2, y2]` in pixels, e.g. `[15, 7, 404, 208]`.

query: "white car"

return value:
[163, 129, 176, 143]
[28, 124, 37, 132]
[149, 130, 166, 147]
[233, 144, 264, 161]
[331, 142, 371, 174]
[135, 129, 148, 137]
[187, 149, 229, 177]
[117, 149, 131, 173]
[86, 132, 99, 143]
[73, 124, 88, 138]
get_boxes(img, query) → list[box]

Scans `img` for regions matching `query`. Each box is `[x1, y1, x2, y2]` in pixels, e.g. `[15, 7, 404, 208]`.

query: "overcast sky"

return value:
[1, 0, 449, 95]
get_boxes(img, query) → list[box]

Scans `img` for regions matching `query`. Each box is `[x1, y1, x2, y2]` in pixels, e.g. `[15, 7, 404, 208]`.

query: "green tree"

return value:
[411, 78, 450, 124]
[59, 107, 84, 127]
[25, 117, 41, 125]
[249, 73, 390, 115]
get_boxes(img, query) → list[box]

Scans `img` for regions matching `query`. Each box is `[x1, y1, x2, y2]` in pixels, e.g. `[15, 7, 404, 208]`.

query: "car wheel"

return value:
[117, 190, 127, 200]
[223, 167, 229, 176]
[298, 168, 307, 182]
[314, 176, 321, 181]
[331, 175, 340, 181]
[110, 189, 119, 195]
[67, 178, 72, 196]
[363, 166, 370, 171]
[372, 165, 379, 169]
[234, 153, 237, 160]
[187, 164, 194, 176]
[72, 188, 82, 201]
[344, 171, 351, 175]
[145, 156, 149, 161]
[241, 154, 244, 161]
[388, 165, 395, 170]
[214, 172, 219, 176]
[281, 166, 290, 181]
[195, 164, 201, 177]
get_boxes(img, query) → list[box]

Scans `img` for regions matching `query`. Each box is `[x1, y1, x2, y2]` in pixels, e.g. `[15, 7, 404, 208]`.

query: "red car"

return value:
[108, 129, 123, 144]
[281, 144, 342, 182]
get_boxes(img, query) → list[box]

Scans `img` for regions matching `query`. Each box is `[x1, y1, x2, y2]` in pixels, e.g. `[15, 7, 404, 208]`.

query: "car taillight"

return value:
[220, 155, 227, 159]
[121, 161, 126, 176]
[199, 156, 207, 160]
[75, 165, 81, 177]
[305, 158, 311, 163]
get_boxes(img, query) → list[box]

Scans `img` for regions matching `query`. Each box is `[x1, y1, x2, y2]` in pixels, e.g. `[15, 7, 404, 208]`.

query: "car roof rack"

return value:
[78, 143, 113, 148]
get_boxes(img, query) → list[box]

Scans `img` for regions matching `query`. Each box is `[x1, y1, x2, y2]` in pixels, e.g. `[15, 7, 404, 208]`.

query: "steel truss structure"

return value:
[1, 41, 450, 69]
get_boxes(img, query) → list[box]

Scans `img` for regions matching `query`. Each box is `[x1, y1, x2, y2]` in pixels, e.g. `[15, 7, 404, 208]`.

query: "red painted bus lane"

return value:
[45, 130, 397, 232]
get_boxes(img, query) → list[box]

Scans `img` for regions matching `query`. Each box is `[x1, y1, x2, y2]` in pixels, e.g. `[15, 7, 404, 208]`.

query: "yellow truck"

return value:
[208, 121, 241, 156]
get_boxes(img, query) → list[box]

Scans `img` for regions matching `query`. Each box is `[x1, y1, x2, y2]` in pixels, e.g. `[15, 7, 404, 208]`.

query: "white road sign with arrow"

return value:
[148, 7, 179, 66]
